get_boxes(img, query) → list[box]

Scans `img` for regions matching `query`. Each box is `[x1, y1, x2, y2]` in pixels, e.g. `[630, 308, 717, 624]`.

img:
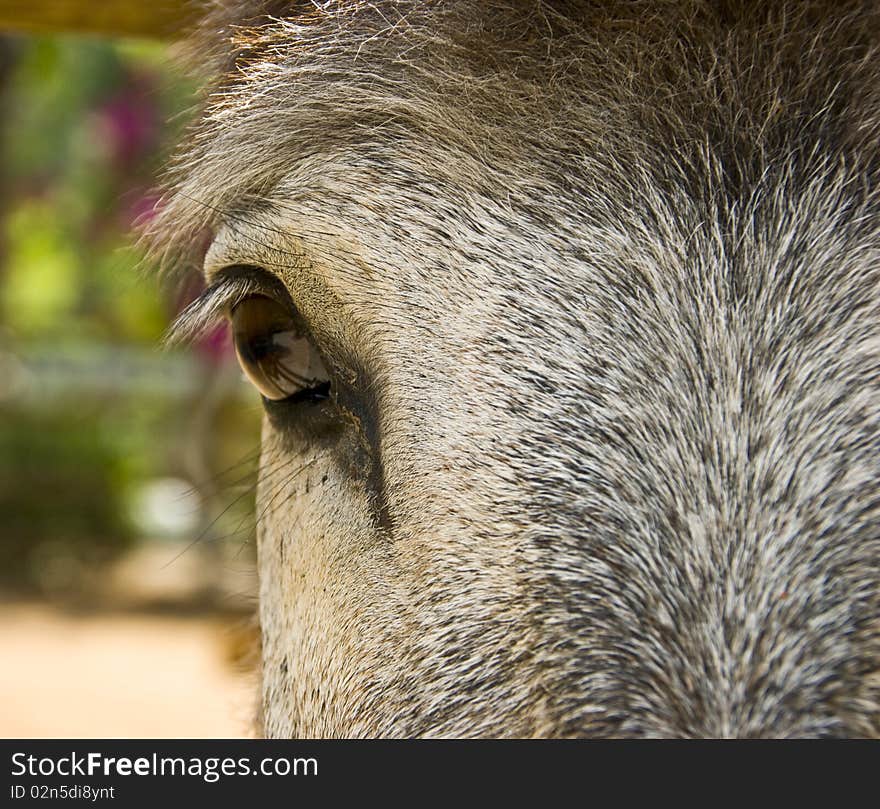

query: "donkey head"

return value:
[151, 1, 879, 737]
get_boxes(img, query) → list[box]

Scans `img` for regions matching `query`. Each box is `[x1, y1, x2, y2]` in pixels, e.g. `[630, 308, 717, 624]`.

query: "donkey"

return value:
[147, 0, 880, 737]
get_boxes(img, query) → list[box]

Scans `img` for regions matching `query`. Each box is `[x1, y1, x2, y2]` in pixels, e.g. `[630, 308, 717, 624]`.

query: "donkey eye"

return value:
[231, 295, 331, 402]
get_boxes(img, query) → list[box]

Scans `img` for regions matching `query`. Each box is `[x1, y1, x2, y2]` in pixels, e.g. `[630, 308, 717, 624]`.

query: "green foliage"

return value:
[0, 34, 260, 597]
[3, 199, 80, 334]
[1, 34, 196, 343]
[0, 404, 134, 593]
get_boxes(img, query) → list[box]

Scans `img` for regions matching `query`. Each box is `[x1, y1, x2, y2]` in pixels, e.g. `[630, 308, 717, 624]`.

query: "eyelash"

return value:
[165, 268, 289, 346]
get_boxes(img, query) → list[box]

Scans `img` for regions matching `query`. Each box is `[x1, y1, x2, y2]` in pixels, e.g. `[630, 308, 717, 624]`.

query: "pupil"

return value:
[242, 333, 280, 364]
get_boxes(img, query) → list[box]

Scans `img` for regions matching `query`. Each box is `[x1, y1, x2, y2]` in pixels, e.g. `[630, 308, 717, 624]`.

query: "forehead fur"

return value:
[149, 0, 880, 273]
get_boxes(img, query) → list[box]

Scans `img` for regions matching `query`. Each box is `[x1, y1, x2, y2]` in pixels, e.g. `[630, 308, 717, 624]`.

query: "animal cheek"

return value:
[255, 450, 405, 736]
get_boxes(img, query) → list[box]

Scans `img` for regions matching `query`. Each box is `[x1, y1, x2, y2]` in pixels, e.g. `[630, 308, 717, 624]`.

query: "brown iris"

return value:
[231, 295, 330, 401]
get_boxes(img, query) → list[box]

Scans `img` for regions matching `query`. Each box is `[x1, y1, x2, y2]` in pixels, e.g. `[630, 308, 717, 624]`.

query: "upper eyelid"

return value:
[203, 217, 308, 284]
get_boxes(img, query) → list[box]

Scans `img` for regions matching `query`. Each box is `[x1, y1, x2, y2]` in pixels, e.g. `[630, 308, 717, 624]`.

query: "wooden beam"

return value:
[0, 0, 196, 40]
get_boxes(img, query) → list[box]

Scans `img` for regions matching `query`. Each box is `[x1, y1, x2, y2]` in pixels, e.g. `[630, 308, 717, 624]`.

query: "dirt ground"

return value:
[0, 603, 258, 738]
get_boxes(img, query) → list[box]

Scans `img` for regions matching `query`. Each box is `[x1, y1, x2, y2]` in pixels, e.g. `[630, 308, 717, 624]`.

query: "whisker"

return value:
[175, 445, 263, 501]
[242, 451, 327, 538]
[180, 450, 331, 562]
[160, 451, 321, 568]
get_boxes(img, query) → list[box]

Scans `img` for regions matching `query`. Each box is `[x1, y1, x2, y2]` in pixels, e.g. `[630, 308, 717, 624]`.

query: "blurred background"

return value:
[0, 26, 263, 737]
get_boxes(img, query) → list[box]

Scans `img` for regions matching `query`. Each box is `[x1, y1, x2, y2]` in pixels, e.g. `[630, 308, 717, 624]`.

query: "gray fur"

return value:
[150, 1, 880, 737]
